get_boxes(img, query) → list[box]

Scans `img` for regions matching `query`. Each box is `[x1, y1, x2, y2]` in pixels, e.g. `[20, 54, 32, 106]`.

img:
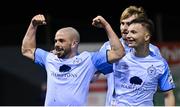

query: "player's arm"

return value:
[21, 14, 46, 60]
[159, 61, 176, 106]
[164, 90, 175, 106]
[92, 15, 125, 63]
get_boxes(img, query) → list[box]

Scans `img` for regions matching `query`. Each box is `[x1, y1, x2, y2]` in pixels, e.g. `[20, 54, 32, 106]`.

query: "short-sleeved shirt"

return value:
[112, 51, 175, 106]
[99, 38, 170, 106]
[34, 48, 111, 106]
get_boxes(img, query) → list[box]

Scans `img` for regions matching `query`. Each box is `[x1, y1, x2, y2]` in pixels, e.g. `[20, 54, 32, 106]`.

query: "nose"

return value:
[126, 32, 131, 39]
[55, 41, 61, 48]
[55, 42, 58, 47]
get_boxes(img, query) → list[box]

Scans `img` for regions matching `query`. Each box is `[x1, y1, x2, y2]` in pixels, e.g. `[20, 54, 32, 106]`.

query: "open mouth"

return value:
[54, 47, 64, 54]
[126, 39, 134, 45]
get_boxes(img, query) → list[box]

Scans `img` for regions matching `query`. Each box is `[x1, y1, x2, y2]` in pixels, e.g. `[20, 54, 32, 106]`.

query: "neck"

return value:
[134, 44, 149, 57]
[64, 51, 78, 59]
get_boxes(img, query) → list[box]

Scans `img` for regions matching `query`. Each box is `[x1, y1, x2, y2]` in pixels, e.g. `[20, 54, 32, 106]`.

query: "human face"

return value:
[120, 15, 137, 45]
[54, 31, 73, 58]
[126, 23, 148, 48]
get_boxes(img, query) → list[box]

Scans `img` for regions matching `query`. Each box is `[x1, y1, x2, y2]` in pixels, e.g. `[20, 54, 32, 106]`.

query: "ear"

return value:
[72, 41, 79, 48]
[144, 32, 150, 41]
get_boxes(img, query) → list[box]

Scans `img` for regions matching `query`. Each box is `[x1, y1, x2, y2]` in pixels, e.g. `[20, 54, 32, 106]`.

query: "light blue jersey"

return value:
[99, 38, 165, 106]
[34, 48, 111, 106]
[112, 51, 175, 106]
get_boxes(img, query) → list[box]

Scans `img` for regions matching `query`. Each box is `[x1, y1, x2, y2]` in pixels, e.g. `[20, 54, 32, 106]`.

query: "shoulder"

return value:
[149, 43, 159, 50]
[75, 51, 93, 59]
[36, 48, 57, 59]
[103, 41, 110, 45]
[149, 53, 169, 72]
[149, 43, 162, 57]
[78, 51, 91, 56]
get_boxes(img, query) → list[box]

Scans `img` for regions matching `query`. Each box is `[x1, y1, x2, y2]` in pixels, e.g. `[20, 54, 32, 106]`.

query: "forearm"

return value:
[164, 90, 175, 106]
[105, 24, 125, 63]
[92, 15, 125, 62]
[165, 96, 175, 106]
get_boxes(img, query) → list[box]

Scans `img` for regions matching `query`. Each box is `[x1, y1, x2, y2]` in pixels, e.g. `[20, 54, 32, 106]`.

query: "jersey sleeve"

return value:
[149, 44, 162, 57]
[91, 50, 113, 75]
[158, 61, 176, 91]
[34, 48, 48, 68]
[99, 41, 110, 51]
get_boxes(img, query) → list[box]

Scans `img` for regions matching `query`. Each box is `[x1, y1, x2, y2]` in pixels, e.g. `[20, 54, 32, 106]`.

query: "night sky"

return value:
[0, 0, 180, 46]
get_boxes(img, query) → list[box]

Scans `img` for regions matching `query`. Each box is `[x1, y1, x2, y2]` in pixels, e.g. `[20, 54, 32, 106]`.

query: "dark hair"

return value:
[130, 18, 154, 36]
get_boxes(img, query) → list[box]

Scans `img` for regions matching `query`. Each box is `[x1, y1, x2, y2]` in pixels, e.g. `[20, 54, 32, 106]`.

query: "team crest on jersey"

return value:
[147, 65, 156, 77]
[73, 57, 82, 64]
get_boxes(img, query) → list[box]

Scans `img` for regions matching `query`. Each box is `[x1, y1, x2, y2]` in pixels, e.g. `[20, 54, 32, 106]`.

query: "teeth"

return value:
[56, 48, 63, 51]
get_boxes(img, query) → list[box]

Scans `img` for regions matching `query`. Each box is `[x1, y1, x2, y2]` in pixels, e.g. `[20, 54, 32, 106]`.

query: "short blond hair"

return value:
[120, 6, 147, 22]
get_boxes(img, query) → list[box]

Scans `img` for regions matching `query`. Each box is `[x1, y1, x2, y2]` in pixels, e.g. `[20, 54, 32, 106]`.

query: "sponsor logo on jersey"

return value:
[59, 64, 71, 72]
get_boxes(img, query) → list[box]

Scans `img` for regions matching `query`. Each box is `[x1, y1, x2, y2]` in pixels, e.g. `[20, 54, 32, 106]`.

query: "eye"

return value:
[121, 22, 124, 25]
[131, 30, 136, 34]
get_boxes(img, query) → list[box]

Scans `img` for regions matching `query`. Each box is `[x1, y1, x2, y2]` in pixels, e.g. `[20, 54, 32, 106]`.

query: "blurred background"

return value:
[0, 0, 180, 106]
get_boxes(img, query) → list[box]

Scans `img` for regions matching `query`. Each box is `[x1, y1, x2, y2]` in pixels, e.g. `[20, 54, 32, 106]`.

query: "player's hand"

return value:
[31, 14, 46, 27]
[92, 15, 108, 28]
